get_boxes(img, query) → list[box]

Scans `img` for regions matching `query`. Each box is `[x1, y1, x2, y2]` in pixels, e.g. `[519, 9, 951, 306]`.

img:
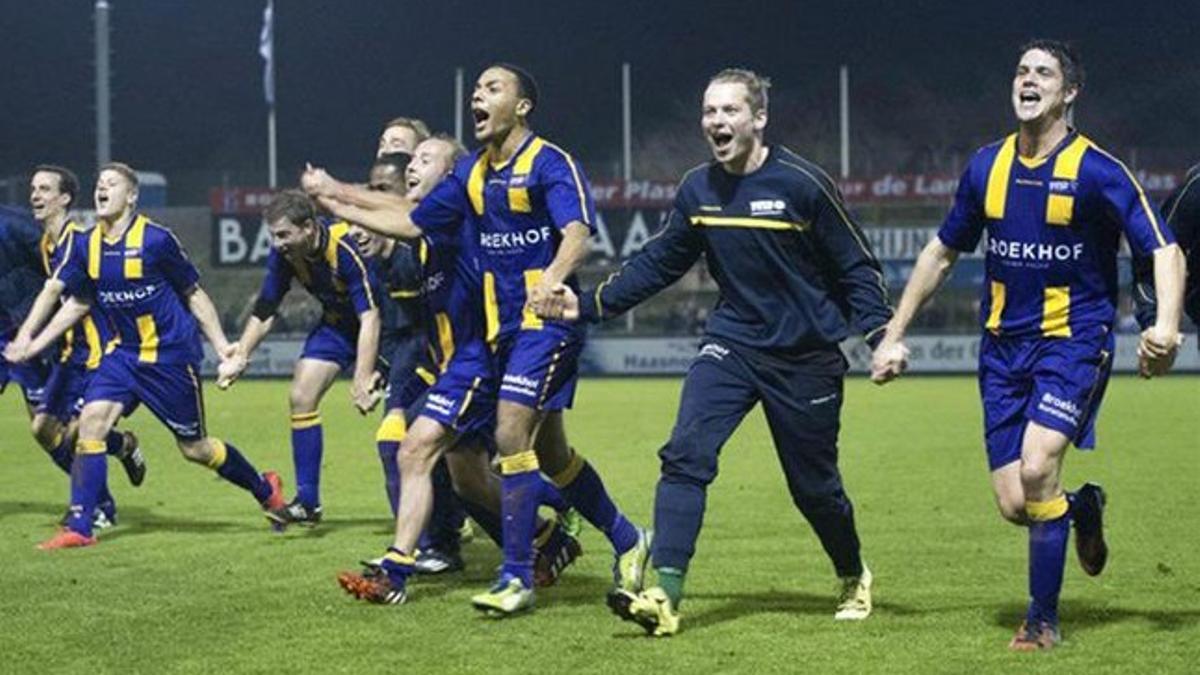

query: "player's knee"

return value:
[997, 498, 1027, 524]
[177, 437, 212, 464]
[30, 415, 57, 448]
[398, 437, 438, 476]
[658, 427, 718, 485]
[494, 420, 529, 456]
[1018, 456, 1054, 489]
[288, 384, 320, 413]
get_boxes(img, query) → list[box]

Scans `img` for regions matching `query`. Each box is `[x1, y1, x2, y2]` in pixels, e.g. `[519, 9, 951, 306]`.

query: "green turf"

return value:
[1, 376, 1198, 673]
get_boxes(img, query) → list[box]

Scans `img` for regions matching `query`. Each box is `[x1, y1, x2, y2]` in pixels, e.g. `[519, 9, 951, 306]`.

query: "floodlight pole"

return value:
[95, 0, 112, 166]
[454, 68, 464, 144]
[622, 62, 632, 182]
[839, 64, 849, 179]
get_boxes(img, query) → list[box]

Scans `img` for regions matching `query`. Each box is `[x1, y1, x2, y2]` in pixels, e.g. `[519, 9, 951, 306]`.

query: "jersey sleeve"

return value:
[336, 238, 379, 315]
[253, 248, 293, 318]
[806, 177, 894, 345]
[541, 150, 596, 232]
[156, 229, 202, 294]
[411, 173, 467, 247]
[52, 230, 94, 299]
[1132, 172, 1199, 328]
[1094, 156, 1174, 257]
[937, 161, 986, 253]
[579, 199, 703, 322]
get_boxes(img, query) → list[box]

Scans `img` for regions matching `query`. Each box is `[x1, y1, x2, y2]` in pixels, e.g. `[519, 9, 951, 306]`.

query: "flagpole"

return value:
[261, 0, 277, 188]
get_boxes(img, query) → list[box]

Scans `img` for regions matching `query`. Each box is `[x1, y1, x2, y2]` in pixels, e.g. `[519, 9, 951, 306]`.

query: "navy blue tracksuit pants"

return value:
[652, 338, 863, 578]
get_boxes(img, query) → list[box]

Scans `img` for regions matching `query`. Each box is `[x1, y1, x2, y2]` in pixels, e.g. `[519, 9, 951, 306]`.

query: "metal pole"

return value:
[622, 63, 632, 181]
[839, 65, 849, 178]
[267, 107, 277, 188]
[454, 67, 464, 144]
[95, 0, 111, 166]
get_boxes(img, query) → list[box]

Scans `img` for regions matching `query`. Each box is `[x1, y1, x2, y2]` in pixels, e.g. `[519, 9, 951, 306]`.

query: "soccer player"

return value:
[5, 162, 286, 549]
[0, 205, 54, 422]
[355, 147, 474, 573]
[334, 134, 582, 604]
[218, 189, 382, 526]
[13, 165, 146, 528]
[1132, 162, 1198, 372]
[377, 116, 431, 157]
[871, 41, 1186, 650]
[303, 65, 647, 616]
[538, 68, 889, 636]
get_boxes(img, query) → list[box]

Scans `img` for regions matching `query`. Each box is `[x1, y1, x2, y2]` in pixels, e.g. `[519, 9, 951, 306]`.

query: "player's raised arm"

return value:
[303, 164, 423, 240]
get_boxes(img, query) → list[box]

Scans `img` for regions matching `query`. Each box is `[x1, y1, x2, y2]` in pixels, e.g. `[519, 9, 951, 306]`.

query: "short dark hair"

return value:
[263, 189, 316, 226]
[32, 164, 80, 208]
[373, 151, 413, 178]
[99, 161, 138, 189]
[1019, 39, 1085, 92]
[490, 62, 539, 114]
[708, 68, 771, 114]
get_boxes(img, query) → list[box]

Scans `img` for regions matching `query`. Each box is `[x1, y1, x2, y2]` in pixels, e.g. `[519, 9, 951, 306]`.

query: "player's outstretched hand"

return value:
[301, 163, 336, 198]
[351, 371, 382, 414]
[530, 284, 580, 321]
[216, 344, 248, 390]
[1137, 326, 1182, 379]
[2, 337, 31, 364]
[870, 339, 909, 385]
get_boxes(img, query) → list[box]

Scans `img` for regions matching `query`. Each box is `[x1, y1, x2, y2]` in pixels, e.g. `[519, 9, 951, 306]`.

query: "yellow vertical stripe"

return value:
[83, 317, 103, 369]
[521, 268, 545, 330]
[435, 312, 455, 372]
[88, 226, 102, 279]
[325, 221, 350, 270]
[507, 138, 545, 213]
[986, 281, 1006, 333]
[467, 154, 488, 215]
[984, 135, 1017, 219]
[1044, 136, 1090, 226]
[483, 272, 500, 344]
[136, 314, 159, 363]
[123, 215, 147, 279]
[1045, 194, 1074, 226]
[542, 141, 589, 221]
[1041, 286, 1072, 338]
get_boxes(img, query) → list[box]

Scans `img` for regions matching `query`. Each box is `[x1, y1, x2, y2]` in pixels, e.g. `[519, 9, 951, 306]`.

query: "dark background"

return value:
[2, 0, 1198, 202]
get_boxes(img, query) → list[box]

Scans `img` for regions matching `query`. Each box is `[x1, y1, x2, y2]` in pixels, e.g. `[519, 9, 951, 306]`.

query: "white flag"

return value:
[259, 1, 274, 106]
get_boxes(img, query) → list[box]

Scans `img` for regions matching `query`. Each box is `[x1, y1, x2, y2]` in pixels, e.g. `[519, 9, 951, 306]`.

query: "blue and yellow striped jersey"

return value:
[46, 221, 110, 369]
[412, 133, 595, 341]
[257, 219, 378, 335]
[939, 131, 1174, 339]
[411, 228, 489, 375]
[55, 214, 203, 365]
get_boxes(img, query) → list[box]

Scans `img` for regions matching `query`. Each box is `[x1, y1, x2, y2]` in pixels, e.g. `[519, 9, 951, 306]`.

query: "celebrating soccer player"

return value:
[335, 134, 582, 604]
[872, 41, 1187, 650]
[219, 189, 382, 526]
[8, 165, 146, 529]
[377, 117, 431, 157]
[536, 68, 889, 636]
[5, 163, 286, 549]
[303, 64, 649, 616]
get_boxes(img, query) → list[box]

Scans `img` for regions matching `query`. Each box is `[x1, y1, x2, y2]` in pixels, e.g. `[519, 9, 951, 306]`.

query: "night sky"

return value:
[2, 0, 1198, 198]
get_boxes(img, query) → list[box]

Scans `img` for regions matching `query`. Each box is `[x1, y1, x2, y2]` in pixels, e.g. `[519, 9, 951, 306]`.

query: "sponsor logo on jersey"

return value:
[480, 226, 554, 251]
[98, 283, 159, 305]
[987, 238, 1084, 262]
[749, 199, 787, 217]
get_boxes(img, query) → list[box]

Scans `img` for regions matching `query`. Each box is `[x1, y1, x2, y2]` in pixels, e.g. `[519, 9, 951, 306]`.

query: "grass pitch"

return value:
[1, 376, 1197, 674]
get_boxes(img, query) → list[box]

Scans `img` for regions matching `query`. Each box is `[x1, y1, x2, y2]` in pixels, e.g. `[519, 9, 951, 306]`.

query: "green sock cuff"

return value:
[656, 567, 686, 608]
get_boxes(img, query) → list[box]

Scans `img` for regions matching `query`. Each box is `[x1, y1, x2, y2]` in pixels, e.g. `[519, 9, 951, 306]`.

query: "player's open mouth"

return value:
[472, 108, 490, 131]
[406, 174, 420, 190]
[1018, 90, 1041, 105]
[97, 194, 110, 207]
[710, 131, 734, 151]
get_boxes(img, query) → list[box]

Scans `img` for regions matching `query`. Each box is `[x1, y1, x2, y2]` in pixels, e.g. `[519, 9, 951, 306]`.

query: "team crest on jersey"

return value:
[749, 199, 787, 217]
